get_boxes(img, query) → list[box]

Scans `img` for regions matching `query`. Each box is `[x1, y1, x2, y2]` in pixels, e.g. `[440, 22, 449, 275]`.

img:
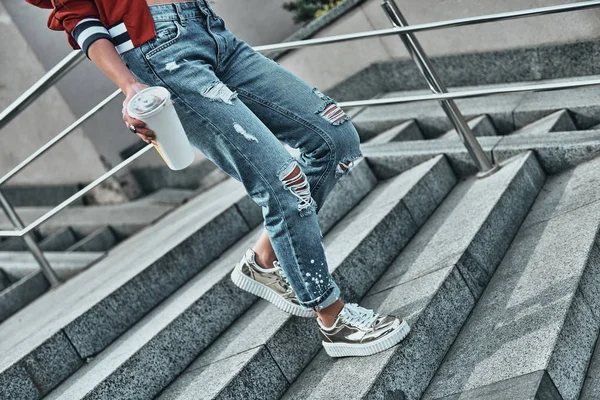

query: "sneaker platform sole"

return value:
[322, 320, 411, 358]
[231, 267, 316, 318]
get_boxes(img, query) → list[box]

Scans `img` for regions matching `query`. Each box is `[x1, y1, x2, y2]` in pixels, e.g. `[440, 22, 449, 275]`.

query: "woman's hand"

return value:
[85, 39, 156, 144]
[122, 82, 156, 144]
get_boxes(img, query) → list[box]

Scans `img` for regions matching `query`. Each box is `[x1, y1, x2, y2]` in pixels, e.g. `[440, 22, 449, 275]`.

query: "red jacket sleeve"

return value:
[30, 0, 112, 57]
[24, 0, 53, 9]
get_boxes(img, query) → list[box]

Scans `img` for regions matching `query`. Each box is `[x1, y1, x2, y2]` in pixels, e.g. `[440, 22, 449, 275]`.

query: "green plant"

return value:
[283, 0, 345, 24]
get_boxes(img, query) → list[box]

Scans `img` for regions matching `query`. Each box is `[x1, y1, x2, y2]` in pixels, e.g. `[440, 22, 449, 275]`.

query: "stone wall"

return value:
[278, 0, 600, 93]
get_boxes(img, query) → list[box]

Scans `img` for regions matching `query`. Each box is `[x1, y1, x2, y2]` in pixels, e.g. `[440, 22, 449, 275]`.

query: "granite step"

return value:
[513, 85, 600, 130]
[0, 269, 11, 292]
[131, 157, 226, 194]
[37, 228, 79, 252]
[351, 89, 522, 138]
[0, 178, 262, 400]
[364, 120, 424, 145]
[423, 155, 600, 400]
[0, 272, 48, 325]
[437, 114, 498, 140]
[156, 155, 456, 400]
[44, 160, 379, 400]
[136, 188, 196, 206]
[0, 202, 176, 239]
[0, 227, 79, 253]
[511, 109, 576, 135]
[0, 252, 105, 281]
[66, 227, 118, 253]
[352, 80, 600, 140]
[362, 130, 600, 178]
[283, 151, 545, 400]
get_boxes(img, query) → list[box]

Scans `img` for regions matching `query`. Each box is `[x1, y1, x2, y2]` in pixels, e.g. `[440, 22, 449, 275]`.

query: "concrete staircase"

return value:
[0, 177, 221, 324]
[1, 76, 600, 400]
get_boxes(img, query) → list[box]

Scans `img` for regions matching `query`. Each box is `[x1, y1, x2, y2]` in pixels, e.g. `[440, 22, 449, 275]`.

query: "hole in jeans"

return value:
[278, 161, 316, 216]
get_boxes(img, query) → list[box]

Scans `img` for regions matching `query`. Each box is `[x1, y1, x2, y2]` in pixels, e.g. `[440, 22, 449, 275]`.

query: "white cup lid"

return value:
[127, 86, 171, 119]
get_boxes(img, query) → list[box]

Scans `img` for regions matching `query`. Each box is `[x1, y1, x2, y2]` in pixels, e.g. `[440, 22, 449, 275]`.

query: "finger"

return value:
[125, 119, 147, 130]
[138, 133, 154, 144]
[136, 128, 155, 139]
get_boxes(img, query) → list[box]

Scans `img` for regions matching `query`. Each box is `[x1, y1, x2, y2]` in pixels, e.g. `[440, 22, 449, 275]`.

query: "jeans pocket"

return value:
[144, 20, 182, 59]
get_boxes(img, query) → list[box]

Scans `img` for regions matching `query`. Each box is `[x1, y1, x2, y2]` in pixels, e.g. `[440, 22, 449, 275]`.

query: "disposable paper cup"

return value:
[127, 86, 195, 171]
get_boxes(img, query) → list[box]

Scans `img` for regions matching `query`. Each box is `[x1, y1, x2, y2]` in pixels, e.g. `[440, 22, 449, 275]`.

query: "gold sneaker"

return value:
[318, 303, 410, 357]
[231, 249, 316, 318]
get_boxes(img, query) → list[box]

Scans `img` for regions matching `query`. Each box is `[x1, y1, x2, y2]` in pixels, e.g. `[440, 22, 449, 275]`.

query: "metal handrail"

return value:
[254, 0, 600, 52]
[338, 78, 600, 107]
[2, 74, 600, 237]
[0, 51, 85, 132]
[2, 0, 599, 135]
[0, 144, 153, 237]
[0, 90, 121, 186]
[2, 0, 600, 186]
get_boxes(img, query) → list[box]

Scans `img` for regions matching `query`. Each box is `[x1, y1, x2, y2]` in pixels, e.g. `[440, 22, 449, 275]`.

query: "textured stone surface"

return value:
[42, 158, 377, 399]
[232, 193, 263, 229]
[63, 206, 247, 359]
[328, 41, 600, 103]
[430, 371, 561, 400]
[581, 332, 600, 399]
[131, 157, 221, 193]
[514, 85, 600, 129]
[493, 130, 600, 174]
[158, 157, 456, 399]
[537, 41, 597, 82]
[353, 117, 411, 142]
[424, 162, 600, 400]
[284, 266, 474, 400]
[511, 109, 576, 135]
[0, 271, 49, 324]
[438, 114, 497, 140]
[284, 153, 544, 400]
[46, 229, 262, 400]
[0, 228, 77, 252]
[364, 120, 424, 144]
[0, 202, 175, 239]
[352, 89, 524, 138]
[0, 363, 40, 400]
[23, 331, 84, 395]
[157, 346, 288, 400]
[66, 226, 117, 252]
[1, 184, 82, 207]
[521, 156, 600, 229]
[0, 179, 251, 396]
[0, 252, 104, 281]
[363, 136, 501, 179]
[137, 188, 195, 206]
[317, 159, 378, 235]
[0, 269, 10, 291]
[38, 228, 78, 252]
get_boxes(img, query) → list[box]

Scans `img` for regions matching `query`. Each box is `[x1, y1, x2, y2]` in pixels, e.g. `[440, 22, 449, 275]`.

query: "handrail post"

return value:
[0, 191, 61, 287]
[381, 0, 500, 178]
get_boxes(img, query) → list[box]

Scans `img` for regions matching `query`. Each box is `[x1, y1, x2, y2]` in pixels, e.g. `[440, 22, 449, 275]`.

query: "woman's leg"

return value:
[215, 29, 363, 281]
[122, 2, 341, 312]
[123, 1, 410, 357]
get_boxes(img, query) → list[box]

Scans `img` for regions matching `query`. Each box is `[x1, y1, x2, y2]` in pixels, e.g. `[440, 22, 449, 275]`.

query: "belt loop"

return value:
[174, 3, 187, 26]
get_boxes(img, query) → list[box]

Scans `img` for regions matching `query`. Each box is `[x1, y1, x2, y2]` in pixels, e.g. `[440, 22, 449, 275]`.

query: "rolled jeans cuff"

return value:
[299, 283, 341, 311]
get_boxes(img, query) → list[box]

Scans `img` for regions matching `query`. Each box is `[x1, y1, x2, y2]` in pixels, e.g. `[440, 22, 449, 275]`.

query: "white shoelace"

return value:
[340, 303, 380, 330]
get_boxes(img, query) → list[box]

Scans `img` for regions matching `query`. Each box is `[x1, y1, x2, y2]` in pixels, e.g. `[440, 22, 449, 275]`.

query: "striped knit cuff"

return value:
[71, 18, 111, 57]
[108, 22, 135, 55]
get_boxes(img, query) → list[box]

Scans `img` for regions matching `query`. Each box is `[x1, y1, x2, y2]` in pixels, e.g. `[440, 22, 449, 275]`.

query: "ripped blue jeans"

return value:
[120, 0, 363, 310]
